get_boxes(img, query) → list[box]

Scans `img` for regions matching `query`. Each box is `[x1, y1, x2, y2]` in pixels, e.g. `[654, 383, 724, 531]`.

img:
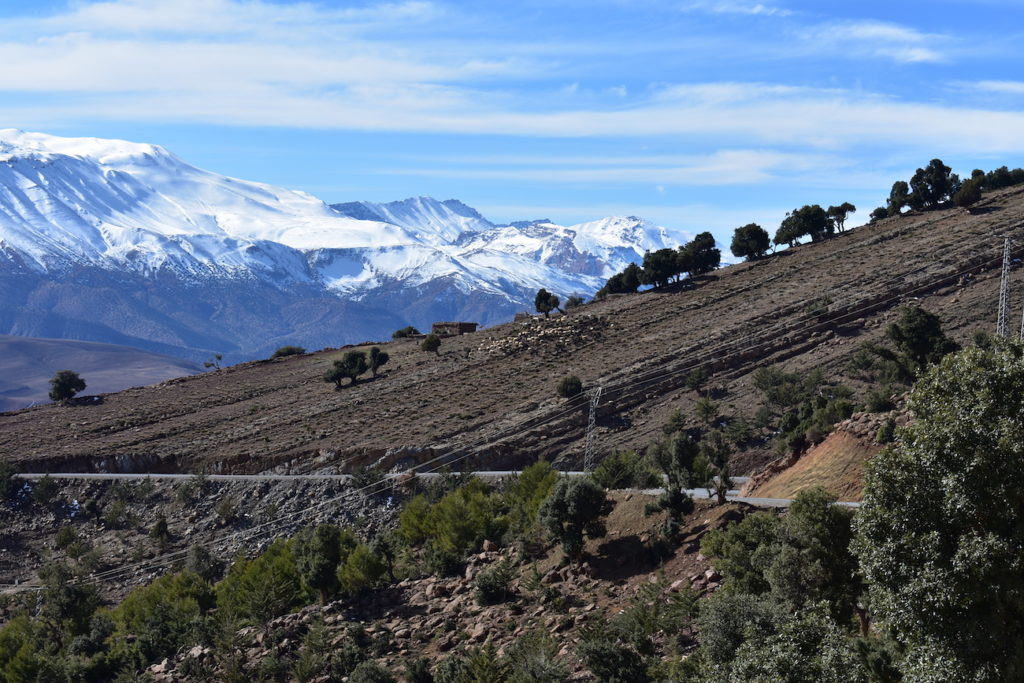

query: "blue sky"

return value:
[2, 0, 1024, 243]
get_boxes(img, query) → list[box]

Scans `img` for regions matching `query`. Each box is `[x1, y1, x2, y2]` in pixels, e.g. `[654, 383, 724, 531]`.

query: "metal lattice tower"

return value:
[997, 238, 1012, 337]
[583, 386, 603, 472]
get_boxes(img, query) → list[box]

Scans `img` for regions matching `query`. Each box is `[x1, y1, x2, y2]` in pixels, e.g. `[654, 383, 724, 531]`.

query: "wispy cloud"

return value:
[974, 80, 1024, 94]
[824, 20, 948, 63]
[681, 1, 792, 17]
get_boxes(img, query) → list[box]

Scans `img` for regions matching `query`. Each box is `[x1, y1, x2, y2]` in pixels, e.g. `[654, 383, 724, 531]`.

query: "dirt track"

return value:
[2, 186, 1023, 476]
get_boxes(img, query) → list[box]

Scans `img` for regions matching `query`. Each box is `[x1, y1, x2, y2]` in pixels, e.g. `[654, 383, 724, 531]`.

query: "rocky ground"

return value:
[142, 492, 745, 681]
[0, 476, 399, 603]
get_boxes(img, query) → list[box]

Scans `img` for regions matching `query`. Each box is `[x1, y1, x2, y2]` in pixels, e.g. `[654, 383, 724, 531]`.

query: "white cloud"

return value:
[825, 20, 947, 63]
[682, 1, 792, 17]
[974, 80, 1024, 94]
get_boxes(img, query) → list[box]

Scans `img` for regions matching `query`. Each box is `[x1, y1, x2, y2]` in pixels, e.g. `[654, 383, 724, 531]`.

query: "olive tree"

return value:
[539, 478, 613, 562]
[853, 341, 1024, 679]
[324, 350, 369, 388]
[48, 370, 86, 403]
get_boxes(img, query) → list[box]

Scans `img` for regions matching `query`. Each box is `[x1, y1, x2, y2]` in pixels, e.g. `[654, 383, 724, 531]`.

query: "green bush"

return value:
[592, 451, 661, 490]
[348, 660, 397, 683]
[0, 462, 19, 502]
[49, 369, 86, 402]
[539, 477, 612, 561]
[271, 345, 305, 359]
[475, 560, 515, 606]
[421, 334, 442, 355]
[112, 571, 214, 662]
[555, 375, 582, 398]
[392, 326, 420, 339]
[502, 460, 559, 537]
[32, 475, 60, 507]
[338, 544, 385, 595]
[398, 479, 508, 559]
[875, 417, 896, 444]
[217, 539, 304, 623]
[864, 385, 895, 413]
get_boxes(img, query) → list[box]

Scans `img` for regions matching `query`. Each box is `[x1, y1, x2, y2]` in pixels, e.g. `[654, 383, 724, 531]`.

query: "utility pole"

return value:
[583, 386, 603, 472]
[998, 238, 1011, 337]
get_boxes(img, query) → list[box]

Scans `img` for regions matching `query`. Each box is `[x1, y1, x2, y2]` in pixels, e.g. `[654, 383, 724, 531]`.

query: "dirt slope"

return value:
[1, 186, 1023, 475]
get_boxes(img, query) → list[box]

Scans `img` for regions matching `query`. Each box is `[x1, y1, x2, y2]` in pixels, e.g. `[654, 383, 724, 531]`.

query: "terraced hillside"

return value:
[2, 185, 1023, 476]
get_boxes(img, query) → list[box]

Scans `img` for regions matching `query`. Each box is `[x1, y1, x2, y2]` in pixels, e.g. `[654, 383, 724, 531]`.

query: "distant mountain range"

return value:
[0, 130, 696, 362]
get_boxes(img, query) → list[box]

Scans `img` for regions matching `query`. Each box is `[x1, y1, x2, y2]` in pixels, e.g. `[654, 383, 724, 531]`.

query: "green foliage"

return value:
[270, 345, 305, 358]
[578, 625, 651, 683]
[774, 204, 832, 247]
[853, 340, 1024, 679]
[149, 515, 170, 551]
[592, 450, 661, 490]
[392, 325, 421, 339]
[405, 657, 435, 683]
[597, 262, 642, 297]
[875, 417, 896, 444]
[398, 479, 508, 565]
[863, 385, 895, 413]
[887, 180, 911, 215]
[324, 349, 370, 387]
[954, 176, 983, 208]
[730, 222, 770, 261]
[555, 374, 582, 398]
[539, 477, 612, 561]
[694, 396, 719, 424]
[646, 433, 698, 536]
[826, 202, 856, 232]
[349, 660, 397, 683]
[615, 577, 698, 655]
[909, 158, 959, 209]
[534, 288, 560, 317]
[564, 294, 585, 309]
[217, 539, 304, 623]
[0, 461, 19, 502]
[803, 295, 832, 317]
[185, 545, 225, 584]
[338, 544, 386, 594]
[702, 488, 860, 621]
[38, 561, 101, 642]
[421, 334, 442, 355]
[884, 305, 959, 375]
[112, 571, 214, 662]
[216, 494, 238, 524]
[502, 460, 559, 538]
[475, 559, 515, 606]
[368, 346, 390, 376]
[31, 475, 60, 507]
[682, 231, 721, 275]
[293, 524, 356, 604]
[203, 353, 223, 370]
[504, 630, 568, 683]
[752, 365, 853, 450]
[49, 369, 86, 402]
[869, 206, 889, 223]
[640, 247, 684, 287]
[722, 604, 868, 682]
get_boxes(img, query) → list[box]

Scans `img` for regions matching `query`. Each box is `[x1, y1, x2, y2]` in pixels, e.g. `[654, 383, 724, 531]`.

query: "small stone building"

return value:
[431, 321, 479, 336]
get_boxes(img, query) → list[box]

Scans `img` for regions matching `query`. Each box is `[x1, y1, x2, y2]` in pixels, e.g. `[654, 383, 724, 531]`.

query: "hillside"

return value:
[0, 336, 200, 413]
[1, 185, 1022, 476]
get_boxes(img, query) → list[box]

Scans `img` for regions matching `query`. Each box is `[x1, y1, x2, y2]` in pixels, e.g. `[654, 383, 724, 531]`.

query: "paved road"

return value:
[10, 472, 853, 508]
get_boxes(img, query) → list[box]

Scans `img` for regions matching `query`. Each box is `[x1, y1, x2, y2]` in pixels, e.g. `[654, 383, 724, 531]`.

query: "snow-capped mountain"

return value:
[0, 130, 693, 361]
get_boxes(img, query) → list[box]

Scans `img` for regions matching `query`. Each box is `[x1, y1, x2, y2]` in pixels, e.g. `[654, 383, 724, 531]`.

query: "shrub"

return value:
[215, 495, 238, 524]
[49, 369, 86, 402]
[564, 294, 585, 309]
[475, 559, 515, 606]
[592, 450, 661, 490]
[112, 571, 215, 662]
[421, 334, 442, 355]
[875, 417, 896, 444]
[864, 385, 895, 413]
[534, 288, 560, 317]
[348, 661, 397, 683]
[392, 325, 421, 339]
[368, 347, 390, 376]
[217, 539, 304, 623]
[324, 350, 369, 387]
[556, 375, 583, 398]
[271, 345, 305, 359]
[149, 516, 170, 551]
[338, 544, 386, 595]
[503, 460, 559, 537]
[539, 477, 613, 561]
[0, 462, 19, 502]
[31, 475, 60, 507]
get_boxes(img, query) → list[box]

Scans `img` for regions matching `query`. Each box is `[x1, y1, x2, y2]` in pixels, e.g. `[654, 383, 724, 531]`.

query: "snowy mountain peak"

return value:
[0, 128, 174, 166]
[0, 130, 700, 357]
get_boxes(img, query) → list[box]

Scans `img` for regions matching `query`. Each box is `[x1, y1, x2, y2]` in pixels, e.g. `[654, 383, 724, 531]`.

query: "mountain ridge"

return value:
[0, 130, 695, 360]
